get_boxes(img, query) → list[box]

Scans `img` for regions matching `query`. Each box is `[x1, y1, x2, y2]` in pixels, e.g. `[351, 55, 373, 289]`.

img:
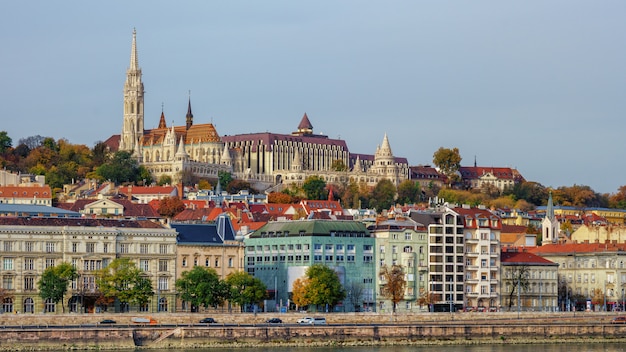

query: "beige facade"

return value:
[0, 218, 177, 314]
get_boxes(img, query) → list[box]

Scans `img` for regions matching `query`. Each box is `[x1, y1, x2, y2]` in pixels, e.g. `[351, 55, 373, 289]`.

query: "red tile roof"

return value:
[501, 251, 557, 265]
[0, 185, 52, 199]
[529, 242, 626, 255]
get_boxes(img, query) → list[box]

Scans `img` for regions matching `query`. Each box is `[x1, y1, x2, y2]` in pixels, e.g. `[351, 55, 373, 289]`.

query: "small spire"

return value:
[158, 103, 167, 128]
[186, 91, 193, 130]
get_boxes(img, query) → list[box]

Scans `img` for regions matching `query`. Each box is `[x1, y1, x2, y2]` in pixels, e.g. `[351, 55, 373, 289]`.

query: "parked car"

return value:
[265, 318, 283, 324]
[99, 319, 116, 324]
[297, 316, 326, 325]
[199, 317, 217, 324]
[611, 316, 626, 324]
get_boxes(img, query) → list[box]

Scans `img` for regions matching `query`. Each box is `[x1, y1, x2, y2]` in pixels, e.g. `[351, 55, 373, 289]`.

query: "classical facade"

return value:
[245, 219, 375, 312]
[0, 217, 177, 314]
[501, 249, 559, 312]
[368, 217, 428, 313]
[171, 214, 246, 312]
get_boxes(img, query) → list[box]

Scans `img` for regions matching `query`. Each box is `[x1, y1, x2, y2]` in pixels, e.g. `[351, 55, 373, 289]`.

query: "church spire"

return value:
[186, 92, 193, 130]
[158, 103, 167, 129]
[120, 28, 145, 152]
[546, 191, 555, 220]
[130, 28, 139, 71]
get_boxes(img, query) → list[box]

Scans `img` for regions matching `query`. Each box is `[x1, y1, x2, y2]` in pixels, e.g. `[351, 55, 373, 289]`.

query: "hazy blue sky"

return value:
[1, 1, 625, 194]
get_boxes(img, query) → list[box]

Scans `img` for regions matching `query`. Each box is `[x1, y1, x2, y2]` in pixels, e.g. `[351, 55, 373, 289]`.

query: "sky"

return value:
[1, 1, 625, 194]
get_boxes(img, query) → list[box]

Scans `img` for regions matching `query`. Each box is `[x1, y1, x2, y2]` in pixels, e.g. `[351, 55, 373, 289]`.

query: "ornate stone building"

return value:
[0, 217, 177, 314]
[116, 30, 409, 190]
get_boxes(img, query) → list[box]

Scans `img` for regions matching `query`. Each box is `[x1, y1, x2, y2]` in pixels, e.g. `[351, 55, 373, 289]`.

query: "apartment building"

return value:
[368, 217, 429, 313]
[0, 217, 177, 314]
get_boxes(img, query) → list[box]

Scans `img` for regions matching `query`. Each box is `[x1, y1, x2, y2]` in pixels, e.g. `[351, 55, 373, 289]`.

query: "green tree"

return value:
[503, 264, 530, 311]
[303, 264, 346, 311]
[0, 131, 12, 153]
[157, 174, 173, 186]
[302, 175, 327, 200]
[379, 264, 406, 314]
[38, 262, 77, 313]
[175, 266, 229, 310]
[95, 151, 141, 185]
[432, 147, 462, 187]
[396, 180, 421, 204]
[225, 271, 267, 312]
[218, 171, 233, 191]
[369, 179, 396, 211]
[226, 179, 255, 194]
[96, 258, 154, 310]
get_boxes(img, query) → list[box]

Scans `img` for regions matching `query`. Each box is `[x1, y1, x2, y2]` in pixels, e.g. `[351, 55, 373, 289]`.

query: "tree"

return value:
[432, 147, 461, 187]
[157, 174, 173, 186]
[396, 180, 421, 204]
[18, 135, 46, 150]
[226, 179, 254, 194]
[267, 191, 294, 204]
[38, 262, 77, 313]
[157, 196, 186, 218]
[96, 258, 154, 311]
[331, 159, 347, 172]
[379, 264, 406, 314]
[302, 264, 346, 311]
[291, 277, 311, 310]
[0, 131, 12, 153]
[175, 266, 229, 310]
[369, 179, 396, 211]
[95, 151, 141, 185]
[218, 171, 233, 190]
[417, 287, 438, 312]
[503, 265, 530, 311]
[302, 175, 327, 200]
[346, 281, 365, 312]
[225, 271, 267, 312]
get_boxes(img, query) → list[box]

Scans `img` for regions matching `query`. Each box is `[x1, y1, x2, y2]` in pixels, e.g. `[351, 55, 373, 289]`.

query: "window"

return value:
[25, 242, 34, 252]
[405, 232, 412, 240]
[71, 243, 78, 253]
[24, 258, 34, 271]
[24, 276, 35, 291]
[140, 244, 149, 254]
[215, 257, 221, 267]
[46, 242, 55, 253]
[314, 244, 322, 250]
[182, 258, 187, 267]
[158, 260, 168, 272]
[228, 257, 233, 267]
[120, 243, 129, 254]
[3, 258, 13, 270]
[2, 276, 13, 289]
[103, 243, 109, 253]
[325, 244, 333, 251]
[140, 259, 149, 271]
[3, 241, 13, 252]
[159, 244, 168, 254]
[86, 243, 96, 253]
[158, 277, 168, 291]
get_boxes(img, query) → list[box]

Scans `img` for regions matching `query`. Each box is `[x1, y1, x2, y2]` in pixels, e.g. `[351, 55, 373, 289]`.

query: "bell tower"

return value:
[120, 28, 145, 152]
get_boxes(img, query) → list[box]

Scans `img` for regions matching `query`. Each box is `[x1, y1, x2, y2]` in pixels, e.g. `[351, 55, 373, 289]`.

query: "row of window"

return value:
[181, 256, 234, 268]
[1, 241, 171, 255]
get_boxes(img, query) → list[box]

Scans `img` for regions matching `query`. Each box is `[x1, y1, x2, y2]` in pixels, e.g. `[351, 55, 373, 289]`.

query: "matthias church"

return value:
[112, 30, 409, 190]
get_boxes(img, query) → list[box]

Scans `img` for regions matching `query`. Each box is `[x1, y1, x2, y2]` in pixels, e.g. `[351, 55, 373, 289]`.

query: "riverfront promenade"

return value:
[1, 311, 625, 351]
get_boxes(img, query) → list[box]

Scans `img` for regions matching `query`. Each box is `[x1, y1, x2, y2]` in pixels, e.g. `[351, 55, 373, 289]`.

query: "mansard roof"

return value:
[0, 204, 81, 218]
[501, 250, 557, 266]
[459, 166, 522, 181]
[173, 215, 237, 244]
[221, 132, 348, 152]
[251, 219, 370, 238]
[0, 217, 165, 229]
[0, 185, 52, 198]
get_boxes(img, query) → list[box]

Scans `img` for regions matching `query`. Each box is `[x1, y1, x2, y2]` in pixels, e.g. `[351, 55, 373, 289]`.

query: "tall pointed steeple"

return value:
[292, 113, 313, 136]
[158, 104, 167, 129]
[546, 191, 555, 220]
[185, 92, 193, 130]
[542, 191, 559, 245]
[120, 28, 145, 153]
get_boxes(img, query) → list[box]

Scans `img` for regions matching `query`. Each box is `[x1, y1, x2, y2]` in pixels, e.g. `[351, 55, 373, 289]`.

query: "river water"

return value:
[126, 345, 625, 352]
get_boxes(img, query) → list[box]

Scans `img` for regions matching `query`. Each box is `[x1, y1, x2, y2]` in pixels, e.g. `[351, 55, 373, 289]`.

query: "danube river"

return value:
[90, 345, 625, 352]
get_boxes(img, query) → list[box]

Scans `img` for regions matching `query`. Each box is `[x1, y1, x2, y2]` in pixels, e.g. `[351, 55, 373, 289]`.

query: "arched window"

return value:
[23, 298, 34, 313]
[44, 298, 55, 313]
[158, 298, 168, 312]
[3, 297, 13, 313]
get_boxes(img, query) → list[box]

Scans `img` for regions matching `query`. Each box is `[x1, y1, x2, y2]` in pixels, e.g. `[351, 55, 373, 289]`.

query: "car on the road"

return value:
[297, 316, 326, 325]
[611, 316, 626, 324]
[265, 318, 283, 324]
[199, 317, 217, 324]
[99, 319, 116, 324]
